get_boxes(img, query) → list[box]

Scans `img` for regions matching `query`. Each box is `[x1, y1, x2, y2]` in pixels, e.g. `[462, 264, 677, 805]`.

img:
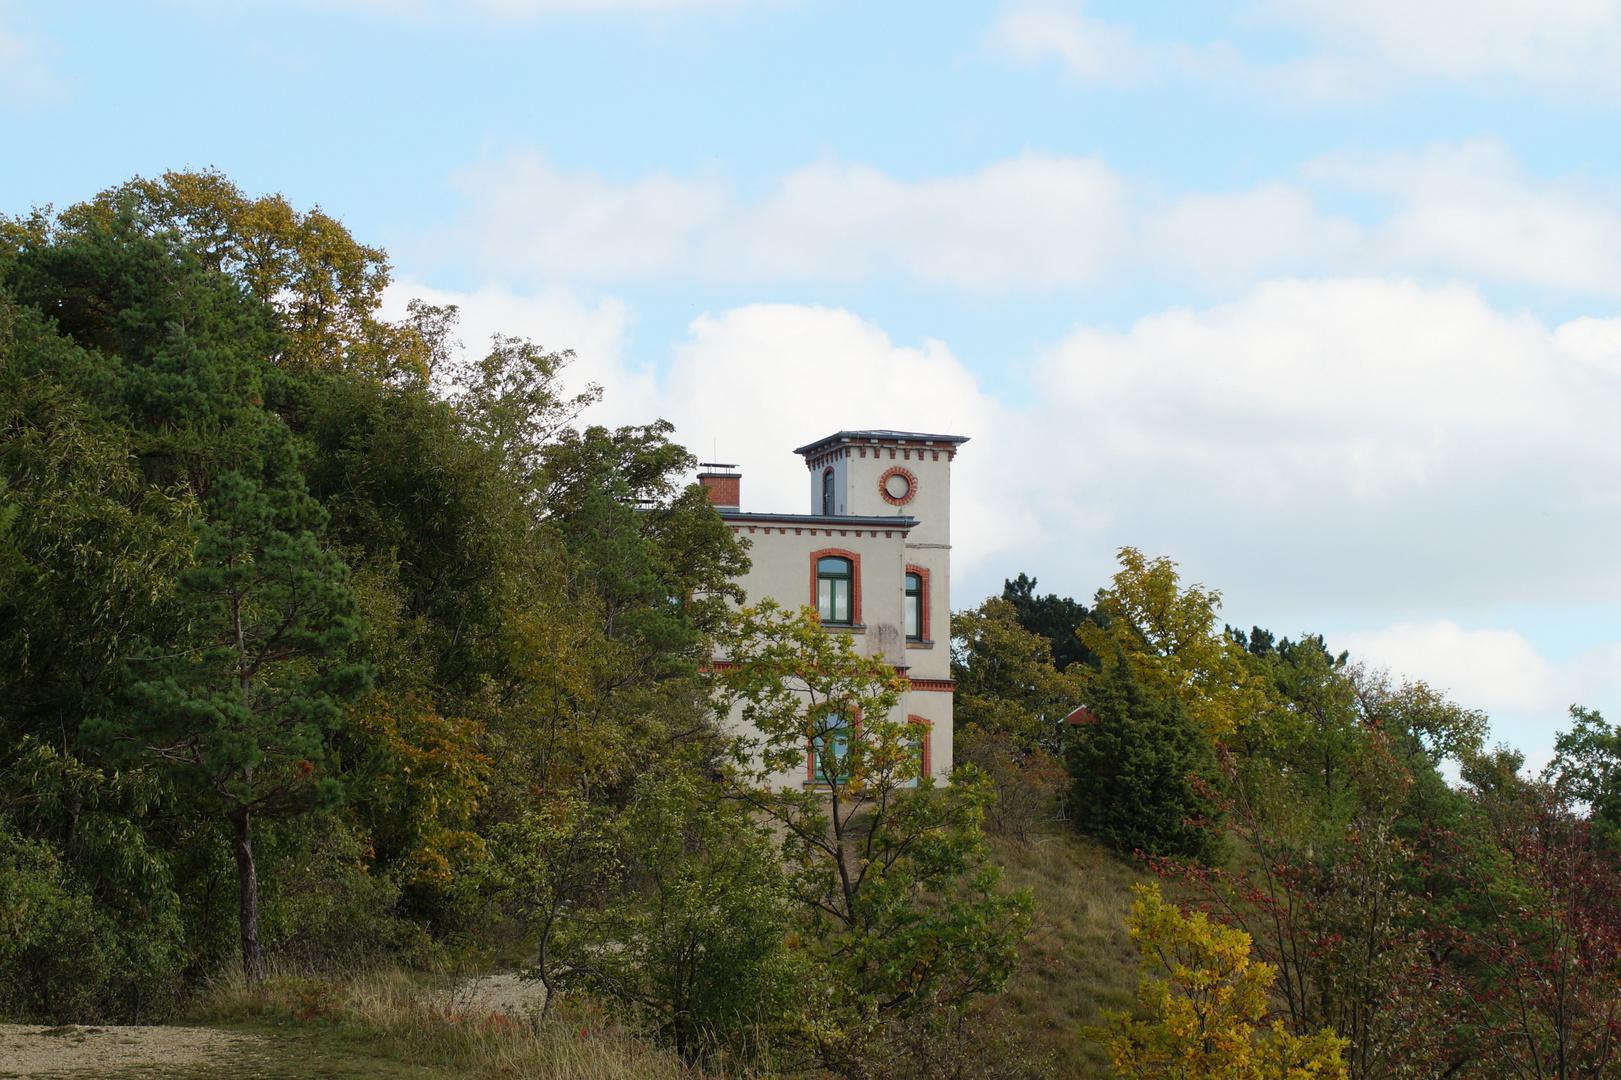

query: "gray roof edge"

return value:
[792, 430, 971, 456]
[719, 511, 920, 528]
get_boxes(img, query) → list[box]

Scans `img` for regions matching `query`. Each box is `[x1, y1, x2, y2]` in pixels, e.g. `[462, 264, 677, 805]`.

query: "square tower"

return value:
[794, 430, 966, 549]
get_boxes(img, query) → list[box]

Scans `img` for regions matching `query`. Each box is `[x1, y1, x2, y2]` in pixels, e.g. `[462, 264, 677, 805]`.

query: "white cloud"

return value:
[1266, 0, 1621, 93]
[1308, 140, 1621, 296]
[438, 148, 1319, 290]
[1344, 621, 1571, 716]
[1139, 180, 1360, 287]
[1019, 276, 1621, 611]
[990, 1, 1387, 103]
[991, 2, 1189, 86]
[441, 155, 732, 282]
[1340, 620, 1621, 768]
[301, 0, 777, 16]
[440, 150, 1129, 290]
[435, 140, 1621, 298]
[470, 0, 777, 11]
[1554, 315, 1621, 375]
[996, 1, 1621, 100]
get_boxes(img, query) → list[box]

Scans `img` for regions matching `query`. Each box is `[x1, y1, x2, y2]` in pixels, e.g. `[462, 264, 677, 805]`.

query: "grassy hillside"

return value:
[0, 832, 1148, 1080]
[142, 832, 1149, 1080]
[990, 829, 1151, 1077]
[185, 971, 688, 1080]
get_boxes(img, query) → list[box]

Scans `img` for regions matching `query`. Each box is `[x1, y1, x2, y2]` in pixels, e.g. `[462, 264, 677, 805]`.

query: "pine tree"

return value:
[91, 433, 372, 980]
[1066, 655, 1223, 861]
[1000, 572, 1098, 672]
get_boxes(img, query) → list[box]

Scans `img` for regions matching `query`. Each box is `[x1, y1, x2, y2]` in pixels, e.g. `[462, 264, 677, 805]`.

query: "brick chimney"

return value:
[697, 463, 740, 511]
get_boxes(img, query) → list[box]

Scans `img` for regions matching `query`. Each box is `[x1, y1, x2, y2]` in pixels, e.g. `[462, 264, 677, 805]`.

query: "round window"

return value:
[879, 467, 917, 506]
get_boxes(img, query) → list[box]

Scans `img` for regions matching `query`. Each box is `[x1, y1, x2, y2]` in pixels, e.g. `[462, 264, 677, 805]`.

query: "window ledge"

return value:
[818, 623, 866, 634]
[905, 639, 935, 649]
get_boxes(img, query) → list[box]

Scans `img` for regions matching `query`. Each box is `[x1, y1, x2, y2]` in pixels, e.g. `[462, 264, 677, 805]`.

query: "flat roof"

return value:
[792, 430, 970, 456]
[719, 511, 920, 529]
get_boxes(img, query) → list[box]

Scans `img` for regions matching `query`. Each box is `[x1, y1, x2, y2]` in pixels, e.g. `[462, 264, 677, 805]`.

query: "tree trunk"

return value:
[231, 804, 263, 982]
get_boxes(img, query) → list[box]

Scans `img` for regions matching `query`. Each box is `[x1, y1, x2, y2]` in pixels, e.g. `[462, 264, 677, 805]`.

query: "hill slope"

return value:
[990, 830, 1151, 1077]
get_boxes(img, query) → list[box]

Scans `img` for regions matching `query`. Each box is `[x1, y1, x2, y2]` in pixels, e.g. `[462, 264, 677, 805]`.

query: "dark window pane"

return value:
[813, 726, 852, 783]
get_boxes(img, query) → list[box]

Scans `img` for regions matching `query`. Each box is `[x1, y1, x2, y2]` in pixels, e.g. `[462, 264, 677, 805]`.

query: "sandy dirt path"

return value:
[438, 971, 548, 1017]
[0, 1023, 265, 1078]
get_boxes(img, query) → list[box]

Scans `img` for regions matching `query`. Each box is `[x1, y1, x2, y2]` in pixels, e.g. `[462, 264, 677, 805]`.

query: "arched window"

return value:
[907, 715, 933, 785]
[817, 556, 853, 624]
[811, 725, 852, 784]
[822, 468, 836, 516]
[904, 572, 923, 641]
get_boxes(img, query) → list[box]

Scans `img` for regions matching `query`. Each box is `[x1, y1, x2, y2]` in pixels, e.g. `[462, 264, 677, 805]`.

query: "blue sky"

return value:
[9, 0, 1621, 764]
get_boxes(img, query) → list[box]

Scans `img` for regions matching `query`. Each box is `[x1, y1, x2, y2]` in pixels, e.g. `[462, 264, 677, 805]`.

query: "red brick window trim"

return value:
[908, 714, 933, 780]
[810, 548, 862, 626]
[904, 563, 931, 642]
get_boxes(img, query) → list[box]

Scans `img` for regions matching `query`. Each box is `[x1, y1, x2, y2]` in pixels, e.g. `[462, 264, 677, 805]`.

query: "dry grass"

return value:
[989, 827, 1152, 1078]
[173, 833, 1152, 1080]
[191, 967, 689, 1080]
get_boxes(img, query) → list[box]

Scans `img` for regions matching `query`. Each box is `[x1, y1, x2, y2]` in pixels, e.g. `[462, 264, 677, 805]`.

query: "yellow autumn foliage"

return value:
[1077, 547, 1274, 740]
[349, 693, 492, 888]
[1088, 883, 1346, 1080]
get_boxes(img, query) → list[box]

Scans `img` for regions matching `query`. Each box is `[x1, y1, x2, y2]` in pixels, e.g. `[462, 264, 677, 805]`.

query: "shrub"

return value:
[555, 773, 800, 1062]
[958, 731, 1068, 841]
[0, 826, 185, 1022]
[257, 814, 437, 972]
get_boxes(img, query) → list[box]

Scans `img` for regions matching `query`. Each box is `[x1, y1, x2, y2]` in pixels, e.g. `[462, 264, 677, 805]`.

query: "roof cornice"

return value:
[792, 430, 970, 457]
[718, 511, 920, 528]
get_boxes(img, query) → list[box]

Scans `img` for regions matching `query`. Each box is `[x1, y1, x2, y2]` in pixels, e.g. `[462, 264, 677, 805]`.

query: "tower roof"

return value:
[792, 430, 971, 457]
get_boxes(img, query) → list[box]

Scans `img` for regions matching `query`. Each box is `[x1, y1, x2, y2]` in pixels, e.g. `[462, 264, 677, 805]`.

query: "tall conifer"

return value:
[1066, 655, 1222, 862]
[96, 435, 372, 980]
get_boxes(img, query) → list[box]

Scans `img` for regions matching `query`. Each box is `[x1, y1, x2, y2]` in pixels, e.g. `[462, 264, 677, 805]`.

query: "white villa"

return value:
[699, 429, 966, 790]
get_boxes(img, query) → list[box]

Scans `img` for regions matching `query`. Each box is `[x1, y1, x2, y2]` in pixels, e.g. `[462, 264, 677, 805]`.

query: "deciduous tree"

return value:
[1543, 705, 1621, 841]
[560, 772, 798, 1061]
[711, 601, 1031, 1069]
[1077, 548, 1272, 741]
[1447, 780, 1621, 1080]
[951, 596, 1081, 752]
[52, 169, 407, 376]
[1089, 882, 1347, 1080]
